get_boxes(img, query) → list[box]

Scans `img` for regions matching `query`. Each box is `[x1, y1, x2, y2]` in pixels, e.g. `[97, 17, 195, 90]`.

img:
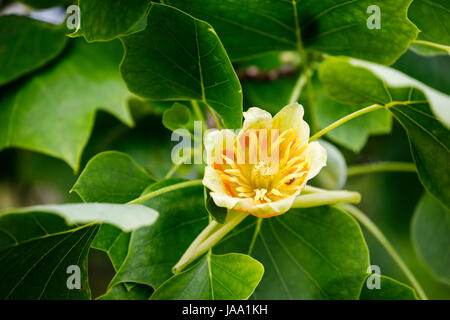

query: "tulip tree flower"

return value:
[173, 103, 361, 274]
[203, 103, 327, 218]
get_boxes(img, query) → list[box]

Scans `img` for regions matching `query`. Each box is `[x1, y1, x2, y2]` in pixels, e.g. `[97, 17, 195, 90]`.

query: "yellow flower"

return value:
[203, 103, 327, 218]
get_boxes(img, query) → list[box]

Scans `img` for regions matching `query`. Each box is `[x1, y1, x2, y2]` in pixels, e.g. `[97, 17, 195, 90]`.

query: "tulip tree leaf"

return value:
[392, 50, 450, 95]
[319, 58, 450, 209]
[204, 187, 228, 224]
[19, 0, 71, 8]
[408, 0, 450, 56]
[0, 15, 67, 86]
[91, 224, 131, 271]
[72, 151, 154, 203]
[1, 203, 158, 232]
[312, 75, 392, 152]
[97, 283, 153, 300]
[0, 211, 99, 299]
[242, 71, 392, 152]
[310, 140, 347, 190]
[70, 0, 151, 42]
[0, 39, 134, 171]
[120, 4, 243, 129]
[359, 275, 418, 300]
[72, 151, 155, 270]
[167, 0, 418, 64]
[162, 103, 193, 133]
[214, 206, 370, 299]
[151, 253, 264, 300]
[412, 193, 450, 284]
[110, 179, 209, 289]
[243, 76, 298, 115]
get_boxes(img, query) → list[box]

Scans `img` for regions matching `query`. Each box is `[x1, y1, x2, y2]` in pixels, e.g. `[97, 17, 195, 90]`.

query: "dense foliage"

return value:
[0, 0, 448, 300]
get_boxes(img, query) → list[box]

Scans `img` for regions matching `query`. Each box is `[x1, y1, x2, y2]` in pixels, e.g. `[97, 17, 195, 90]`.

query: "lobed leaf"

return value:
[359, 275, 418, 300]
[1, 203, 158, 233]
[72, 151, 156, 271]
[97, 283, 153, 300]
[167, 0, 418, 64]
[120, 4, 243, 129]
[110, 179, 209, 289]
[408, 0, 450, 55]
[0, 15, 67, 86]
[214, 206, 370, 299]
[70, 0, 151, 42]
[0, 212, 98, 299]
[151, 253, 264, 300]
[319, 57, 450, 208]
[0, 39, 134, 171]
[72, 151, 155, 203]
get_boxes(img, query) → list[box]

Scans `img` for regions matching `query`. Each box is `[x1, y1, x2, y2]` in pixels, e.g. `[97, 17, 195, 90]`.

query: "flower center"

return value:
[214, 128, 310, 204]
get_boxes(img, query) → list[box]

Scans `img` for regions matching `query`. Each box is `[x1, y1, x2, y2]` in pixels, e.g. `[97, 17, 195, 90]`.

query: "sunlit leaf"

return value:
[1, 203, 158, 232]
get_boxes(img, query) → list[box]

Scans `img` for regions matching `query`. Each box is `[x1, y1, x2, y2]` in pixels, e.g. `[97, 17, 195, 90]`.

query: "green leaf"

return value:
[70, 0, 151, 41]
[0, 212, 98, 299]
[243, 75, 298, 115]
[120, 4, 243, 129]
[19, 0, 71, 8]
[359, 275, 418, 300]
[97, 283, 153, 300]
[310, 140, 347, 190]
[214, 206, 370, 299]
[110, 179, 209, 289]
[313, 74, 392, 152]
[238, 51, 300, 72]
[162, 103, 193, 133]
[0, 39, 134, 171]
[393, 50, 450, 95]
[319, 58, 450, 208]
[319, 59, 391, 106]
[72, 151, 154, 203]
[72, 151, 155, 271]
[0, 15, 67, 86]
[204, 187, 228, 224]
[1, 203, 159, 232]
[412, 193, 450, 284]
[151, 253, 264, 300]
[91, 224, 130, 271]
[98, 114, 179, 179]
[167, 0, 418, 64]
[408, 0, 450, 55]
